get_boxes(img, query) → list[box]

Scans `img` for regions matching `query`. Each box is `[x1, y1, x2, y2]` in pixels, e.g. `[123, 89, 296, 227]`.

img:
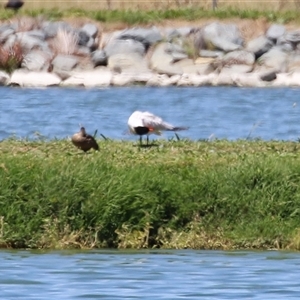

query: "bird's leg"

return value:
[147, 135, 149, 145]
[139, 135, 142, 146]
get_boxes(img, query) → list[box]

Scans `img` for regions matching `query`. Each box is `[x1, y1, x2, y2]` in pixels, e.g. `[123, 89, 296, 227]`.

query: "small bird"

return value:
[128, 110, 188, 145]
[71, 126, 99, 152]
[5, 0, 24, 11]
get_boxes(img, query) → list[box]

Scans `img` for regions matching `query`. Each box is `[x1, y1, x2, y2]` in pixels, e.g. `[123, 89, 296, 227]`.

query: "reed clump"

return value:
[1, 138, 300, 250]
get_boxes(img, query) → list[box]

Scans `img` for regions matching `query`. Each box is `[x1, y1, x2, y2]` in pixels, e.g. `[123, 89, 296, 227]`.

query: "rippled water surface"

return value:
[1, 250, 300, 299]
[1, 86, 299, 141]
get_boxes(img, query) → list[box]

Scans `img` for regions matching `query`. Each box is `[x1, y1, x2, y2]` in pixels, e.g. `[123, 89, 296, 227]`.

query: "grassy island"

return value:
[1, 138, 300, 250]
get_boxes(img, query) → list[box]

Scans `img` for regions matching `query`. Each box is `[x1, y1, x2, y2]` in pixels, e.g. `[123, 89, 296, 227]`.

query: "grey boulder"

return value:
[266, 24, 286, 43]
[104, 39, 146, 57]
[91, 50, 108, 67]
[22, 50, 52, 71]
[117, 26, 163, 49]
[51, 54, 79, 79]
[195, 22, 243, 53]
[246, 35, 274, 59]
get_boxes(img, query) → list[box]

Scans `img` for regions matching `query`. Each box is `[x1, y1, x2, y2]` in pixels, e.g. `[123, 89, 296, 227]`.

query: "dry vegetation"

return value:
[8, 0, 300, 11]
[49, 28, 79, 55]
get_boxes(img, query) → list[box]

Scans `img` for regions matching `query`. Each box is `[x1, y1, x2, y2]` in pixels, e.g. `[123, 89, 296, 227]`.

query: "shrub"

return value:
[0, 42, 23, 74]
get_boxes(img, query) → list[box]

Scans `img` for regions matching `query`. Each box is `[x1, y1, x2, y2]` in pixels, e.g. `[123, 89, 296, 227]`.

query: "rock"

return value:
[111, 73, 136, 86]
[0, 71, 10, 86]
[149, 43, 183, 75]
[80, 23, 99, 39]
[5, 18, 300, 88]
[164, 27, 193, 40]
[199, 49, 224, 58]
[195, 22, 243, 53]
[173, 58, 214, 75]
[77, 30, 90, 47]
[266, 24, 286, 43]
[231, 73, 266, 87]
[76, 46, 92, 56]
[83, 68, 113, 87]
[246, 35, 274, 59]
[131, 72, 153, 84]
[111, 72, 153, 86]
[212, 73, 234, 86]
[61, 74, 85, 87]
[287, 72, 300, 87]
[51, 55, 79, 79]
[91, 50, 107, 66]
[76, 30, 96, 51]
[15, 32, 50, 53]
[275, 31, 300, 52]
[87, 37, 97, 50]
[26, 30, 46, 40]
[108, 53, 150, 73]
[117, 26, 162, 50]
[165, 42, 188, 62]
[3, 34, 17, 50]
[214, 50, 255, 73]
[154, 64, 183, 76]
[42, 21, 73, 39]
[62, 68, 113, 87]
[260, 70, 277, 82]
[99, 30, 122, 49]
[104, 39, 146, 57]
[110, 71, 153, 86]
[9, 70, 61, 87]
[177, 74, 216, 86]
[272, 72, 300, 87]
[219, 64, 253, 75]
[287, 53, 300, 72]
[150, 43, 175, 67]
[284, 30, 300, 44]
[73, 57, 94, 72]
[222, 50, 255, 65]
[146, 74, 180, 87]
[276, 35, 294, 52]
[0, 24, 15, 43]
[195, 57, 215, 64]
[22, 50, 52, 71]
[258, 47, 288, 72]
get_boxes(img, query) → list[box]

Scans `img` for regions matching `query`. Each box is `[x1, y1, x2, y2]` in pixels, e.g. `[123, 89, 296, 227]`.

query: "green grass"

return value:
[1, 138, 300, 250]
[1, 8, 300, 25]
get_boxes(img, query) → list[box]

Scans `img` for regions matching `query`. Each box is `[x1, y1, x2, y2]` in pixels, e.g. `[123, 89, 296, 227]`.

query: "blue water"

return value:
[1, 250, 300, 299]
[0, 86, 299, 141]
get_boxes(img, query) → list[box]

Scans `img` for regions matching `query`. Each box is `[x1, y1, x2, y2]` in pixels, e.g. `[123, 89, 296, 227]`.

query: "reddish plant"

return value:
[0, 42, 23, 73]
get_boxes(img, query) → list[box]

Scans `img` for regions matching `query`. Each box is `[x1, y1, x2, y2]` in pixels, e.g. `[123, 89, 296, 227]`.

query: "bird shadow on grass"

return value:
[69, 150, 99, 156]
[133, 143, 159, 148]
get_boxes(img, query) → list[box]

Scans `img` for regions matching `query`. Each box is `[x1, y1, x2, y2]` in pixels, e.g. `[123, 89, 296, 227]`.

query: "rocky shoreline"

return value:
[1, 16, 300, 88]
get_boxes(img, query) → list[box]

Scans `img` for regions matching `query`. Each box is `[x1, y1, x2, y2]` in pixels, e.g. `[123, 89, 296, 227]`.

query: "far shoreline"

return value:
[1, 8, 300, 88]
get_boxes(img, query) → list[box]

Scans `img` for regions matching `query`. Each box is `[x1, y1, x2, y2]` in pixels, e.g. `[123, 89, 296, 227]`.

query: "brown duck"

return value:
[71, 127, 99, 152]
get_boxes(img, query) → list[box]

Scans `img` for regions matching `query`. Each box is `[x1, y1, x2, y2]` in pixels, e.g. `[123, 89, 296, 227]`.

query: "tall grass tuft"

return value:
[49, 29, 79, 55]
